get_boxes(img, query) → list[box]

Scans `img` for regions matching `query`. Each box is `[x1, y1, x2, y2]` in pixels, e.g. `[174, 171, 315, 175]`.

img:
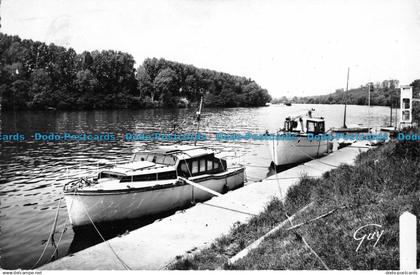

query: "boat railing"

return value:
[63, 159, 127, 181]
[63, 177, 96, 192]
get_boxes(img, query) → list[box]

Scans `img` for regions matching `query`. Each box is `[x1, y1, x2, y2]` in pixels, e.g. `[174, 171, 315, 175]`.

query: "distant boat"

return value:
[268, 109, 329, 167]
[330, 125, 370, 134]
[378, 126, 397, 141]
[63, 145, 246, 227]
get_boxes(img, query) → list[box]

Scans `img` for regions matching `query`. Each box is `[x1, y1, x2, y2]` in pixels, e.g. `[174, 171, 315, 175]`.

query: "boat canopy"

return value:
[306, 119, 325, 134]
[132, 152, 177, 166]
[135, 145, 215, 162]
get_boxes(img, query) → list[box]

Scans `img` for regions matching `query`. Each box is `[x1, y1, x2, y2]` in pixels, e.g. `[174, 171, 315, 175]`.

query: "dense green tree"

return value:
[136, 57, 271, 108]
[0, 33, 271, 110]
[136, 65, 152, 98]
[154, 68, 179, 106]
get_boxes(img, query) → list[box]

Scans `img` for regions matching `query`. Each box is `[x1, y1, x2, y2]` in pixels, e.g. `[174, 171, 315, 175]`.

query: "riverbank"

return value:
[170, 138, 420, 270]
[40, 142, 368, 270]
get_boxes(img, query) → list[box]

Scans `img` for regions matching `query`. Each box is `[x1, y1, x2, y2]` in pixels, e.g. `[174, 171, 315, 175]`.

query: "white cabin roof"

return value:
[306, 117, 325, 122]
[107, 161, 155, 174]
[146, 145, 215, 160]
[98, 145, 216, 177]
[106, 161, 176, 176]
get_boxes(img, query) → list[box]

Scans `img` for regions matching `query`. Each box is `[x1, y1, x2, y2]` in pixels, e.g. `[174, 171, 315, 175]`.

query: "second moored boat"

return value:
[268, 109, 329, 167]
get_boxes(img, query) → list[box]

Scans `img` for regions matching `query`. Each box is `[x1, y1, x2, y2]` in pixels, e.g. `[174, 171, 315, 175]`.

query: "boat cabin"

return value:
[306, 118, 325, 134]
[97, 145, 227, 183]
[284, 117, 325, 134]
[176, 153, 226, 178]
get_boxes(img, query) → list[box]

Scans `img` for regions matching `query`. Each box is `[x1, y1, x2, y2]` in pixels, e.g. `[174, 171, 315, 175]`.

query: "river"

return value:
[0, 104, 396, 269]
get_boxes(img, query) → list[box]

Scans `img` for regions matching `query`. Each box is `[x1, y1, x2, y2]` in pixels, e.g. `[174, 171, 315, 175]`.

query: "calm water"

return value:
[0, 104, 395, 269]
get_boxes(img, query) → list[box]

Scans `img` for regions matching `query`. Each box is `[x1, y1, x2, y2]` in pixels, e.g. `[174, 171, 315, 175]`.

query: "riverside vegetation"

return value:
[170, 118, 420, 270]
[0, 33, 271, 110]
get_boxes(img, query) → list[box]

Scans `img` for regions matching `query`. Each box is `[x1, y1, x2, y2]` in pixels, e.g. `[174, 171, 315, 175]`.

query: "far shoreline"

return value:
[0, 102, 396, 114]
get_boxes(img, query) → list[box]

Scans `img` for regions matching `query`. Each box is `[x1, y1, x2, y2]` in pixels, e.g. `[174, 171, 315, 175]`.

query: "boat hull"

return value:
[64, 167, 245, 227]
[269, 136, 328, 166]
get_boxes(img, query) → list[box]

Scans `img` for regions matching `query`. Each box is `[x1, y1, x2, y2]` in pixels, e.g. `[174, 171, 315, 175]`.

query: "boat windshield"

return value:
[133, 153, 176, 166]
[99, 172, 124, 179]
[306, 120, 325, 134]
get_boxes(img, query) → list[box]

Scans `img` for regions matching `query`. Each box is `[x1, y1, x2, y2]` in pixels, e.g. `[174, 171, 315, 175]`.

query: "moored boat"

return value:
[330, 125, 370, 134]
[268, 109, 329, 167]
[330, 68, 372, 148]
[64, 145, 246, 227]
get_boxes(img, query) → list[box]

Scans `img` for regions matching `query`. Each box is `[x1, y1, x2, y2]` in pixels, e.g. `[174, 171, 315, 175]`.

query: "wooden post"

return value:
[400, 211, 417, 270]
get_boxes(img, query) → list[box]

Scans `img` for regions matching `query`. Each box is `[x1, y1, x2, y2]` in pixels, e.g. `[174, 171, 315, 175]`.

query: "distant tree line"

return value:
[136, 58, 271, 108]
[0, 33, 271, 111]
[282, 79, 413, 107]
[272, 79, 420, 108]
[271, 96, 290, 104]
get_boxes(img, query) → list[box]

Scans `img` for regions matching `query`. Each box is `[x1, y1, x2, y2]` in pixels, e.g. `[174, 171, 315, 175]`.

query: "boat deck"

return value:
[71, 178, 177, 192]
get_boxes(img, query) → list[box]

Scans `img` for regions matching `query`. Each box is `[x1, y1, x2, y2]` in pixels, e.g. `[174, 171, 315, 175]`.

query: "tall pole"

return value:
[368, 84, 371, 129]
[343, 67, 349, 128]
[194, 96, 203, 146]
[390, 104, 393, 127]
[395, 100, 398, 127]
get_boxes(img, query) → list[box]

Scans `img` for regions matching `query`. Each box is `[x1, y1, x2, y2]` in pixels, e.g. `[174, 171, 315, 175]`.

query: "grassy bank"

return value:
[169, 139, 420, 270]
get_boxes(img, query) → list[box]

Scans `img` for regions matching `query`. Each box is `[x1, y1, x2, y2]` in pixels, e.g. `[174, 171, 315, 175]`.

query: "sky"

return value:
[1, 0, 420, 98]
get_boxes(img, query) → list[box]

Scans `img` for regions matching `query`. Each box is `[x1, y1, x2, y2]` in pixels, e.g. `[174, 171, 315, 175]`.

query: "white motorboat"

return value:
[64, 145, 246, 227]
[268, 109, 329, 167]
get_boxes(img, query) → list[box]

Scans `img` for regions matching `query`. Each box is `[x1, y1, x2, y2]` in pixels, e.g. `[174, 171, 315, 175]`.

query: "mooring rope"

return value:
[273, 141, 330, 270]
[178, 176, 258, 215]
[32, 197, 62, 269]
[47, 189, 77, 263]
[48, 219, 68, 262]
[264, 175, 317, 181]
[270, 137, 330, 270]
[271, 138, 285, 200]
[201, 202, 257, 217]
[288, 141, 340, 168]
[225, 204, 312, 267]
[243, 164, 270, 168]
[76, 192, 132, 270]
